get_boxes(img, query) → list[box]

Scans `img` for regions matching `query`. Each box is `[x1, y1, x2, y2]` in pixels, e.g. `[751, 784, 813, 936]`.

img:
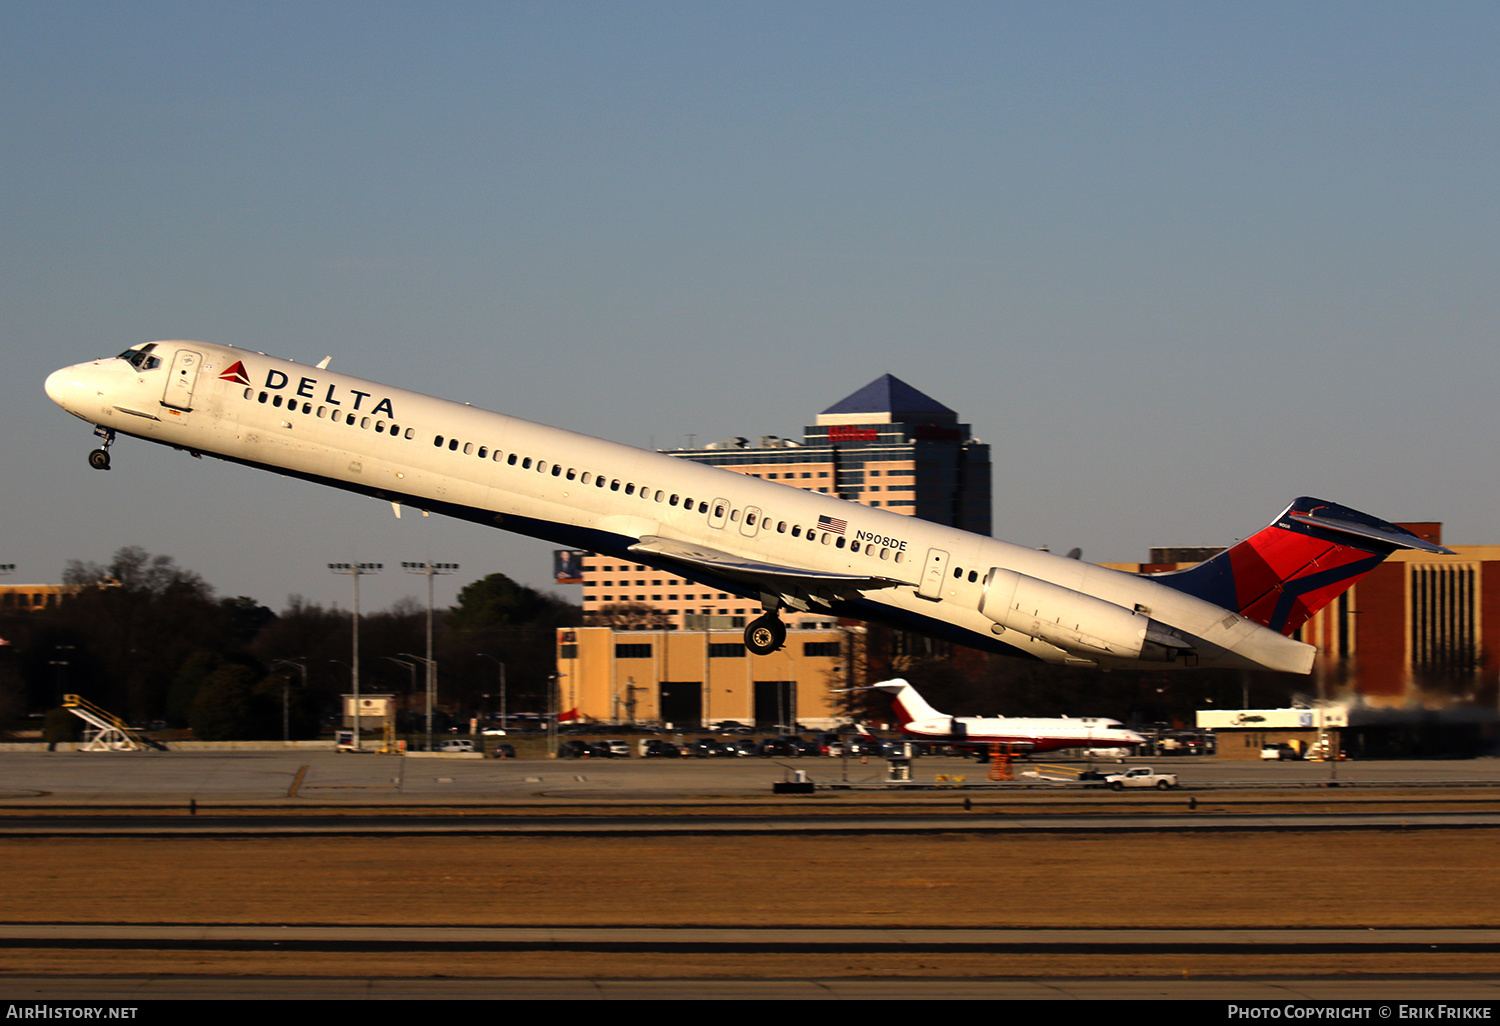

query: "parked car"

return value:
[1261, 742, 1302, 761]
[760, 737, 800, 757]
[643, 739, 683, 758]
[490, 743, 516, 759]
[601, 739, 631, 758]
[557, 740, 592, 759]
[436, 739, 475, 753]
[788, 737, 822, 757]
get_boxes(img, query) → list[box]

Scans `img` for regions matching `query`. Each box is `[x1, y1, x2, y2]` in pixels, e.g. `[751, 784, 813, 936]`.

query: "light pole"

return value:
[270, 658, 308, 742]
[547, 673, 565, 757]
[477, 653, 506, 733]
[402, 562, 459, 753]
[400, 652, 437, 751]
[382, 656, 418, 743]
[328, 563, 381, 748]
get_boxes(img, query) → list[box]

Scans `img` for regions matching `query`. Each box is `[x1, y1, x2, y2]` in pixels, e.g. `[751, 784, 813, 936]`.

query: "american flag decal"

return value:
[817, 515, 848, 535]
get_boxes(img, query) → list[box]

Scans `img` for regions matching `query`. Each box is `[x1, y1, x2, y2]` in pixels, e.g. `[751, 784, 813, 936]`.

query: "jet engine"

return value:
[979, 568, 1189, 662]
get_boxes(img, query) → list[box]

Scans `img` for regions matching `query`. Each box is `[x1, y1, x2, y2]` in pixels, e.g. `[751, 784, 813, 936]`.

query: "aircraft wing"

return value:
[629, 535, 906, 610]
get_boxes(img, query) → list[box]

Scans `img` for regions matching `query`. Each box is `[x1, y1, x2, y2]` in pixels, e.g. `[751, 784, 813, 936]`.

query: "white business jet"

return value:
[45, 341, 1451, 669]
[863, 678, 1144, 755]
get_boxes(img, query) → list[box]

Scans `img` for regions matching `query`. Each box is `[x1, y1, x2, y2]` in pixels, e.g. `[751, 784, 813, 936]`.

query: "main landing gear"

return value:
[744, 611, 787, 655]
[88, 426, 115, 471]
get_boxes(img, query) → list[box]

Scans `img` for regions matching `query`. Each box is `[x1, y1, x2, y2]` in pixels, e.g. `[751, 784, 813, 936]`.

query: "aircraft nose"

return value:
[45, 364, 91, 412]
[44, 367, 72, 406]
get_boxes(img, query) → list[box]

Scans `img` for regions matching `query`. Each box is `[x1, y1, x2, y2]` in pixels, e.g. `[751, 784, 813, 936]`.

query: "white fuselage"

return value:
[44, 341, 1316, 672]
[900, 714, 1145, 753]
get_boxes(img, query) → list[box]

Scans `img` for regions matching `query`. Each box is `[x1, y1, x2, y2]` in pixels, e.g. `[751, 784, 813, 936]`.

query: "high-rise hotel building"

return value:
[578, 374, 991, 629]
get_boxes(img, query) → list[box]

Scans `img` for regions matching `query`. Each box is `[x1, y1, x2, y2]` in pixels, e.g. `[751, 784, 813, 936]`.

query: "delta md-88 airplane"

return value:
[45, 340, 1450, 673]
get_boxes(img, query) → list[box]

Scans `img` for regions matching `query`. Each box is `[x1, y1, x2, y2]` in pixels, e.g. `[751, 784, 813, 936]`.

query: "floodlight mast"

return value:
[328, 563, 382, 748]
[403, 562, 459, 753]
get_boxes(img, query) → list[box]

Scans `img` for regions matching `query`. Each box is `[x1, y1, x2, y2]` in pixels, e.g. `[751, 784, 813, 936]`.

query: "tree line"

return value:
[0, 547, 579, 740]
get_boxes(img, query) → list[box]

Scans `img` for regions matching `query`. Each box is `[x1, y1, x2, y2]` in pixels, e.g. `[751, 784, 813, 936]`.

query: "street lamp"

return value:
[328, 562, 381, 747]
[400, 652, 437, 751]
[402, 562, 459, 753]
[547, 673, 565, 758]
[476, 653, 506, 734]
[270, 658, 308, 743]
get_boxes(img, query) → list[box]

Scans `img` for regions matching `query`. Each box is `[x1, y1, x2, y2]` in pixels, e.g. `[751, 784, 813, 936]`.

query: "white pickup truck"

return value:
[1099, 766, 1179, 791]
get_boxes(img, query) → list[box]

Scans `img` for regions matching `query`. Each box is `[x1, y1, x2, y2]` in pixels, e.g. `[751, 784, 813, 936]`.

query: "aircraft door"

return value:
[918, 548, 950, 600]
[708, 498, 730, 530]
[162, 349, 203, 411]
[740, 505, 762, 538]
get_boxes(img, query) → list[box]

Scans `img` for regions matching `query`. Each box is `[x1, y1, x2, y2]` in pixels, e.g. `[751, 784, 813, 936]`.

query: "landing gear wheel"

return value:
[744, 614, 786, 655]
[88, 448, 111, 471]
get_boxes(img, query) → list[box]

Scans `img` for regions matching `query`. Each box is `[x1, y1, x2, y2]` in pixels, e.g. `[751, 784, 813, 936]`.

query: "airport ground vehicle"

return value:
[1100, 767, 1179, 790]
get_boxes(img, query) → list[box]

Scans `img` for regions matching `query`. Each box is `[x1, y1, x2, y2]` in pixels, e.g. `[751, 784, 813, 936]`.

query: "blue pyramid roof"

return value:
[820, 374, 956, 421]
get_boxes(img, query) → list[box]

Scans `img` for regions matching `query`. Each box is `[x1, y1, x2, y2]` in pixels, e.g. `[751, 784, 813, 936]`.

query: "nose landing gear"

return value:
[89, 427, 115, 470]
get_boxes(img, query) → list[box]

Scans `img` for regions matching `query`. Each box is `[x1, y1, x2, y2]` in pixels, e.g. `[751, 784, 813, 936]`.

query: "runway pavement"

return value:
[3, 748, 1499, 805]
[4, 750, 1499, 1000]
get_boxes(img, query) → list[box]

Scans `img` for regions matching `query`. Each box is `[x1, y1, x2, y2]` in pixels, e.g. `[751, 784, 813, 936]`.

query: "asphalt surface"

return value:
[4, 749, 1500, 1001]
[3, 748, 1500, 803]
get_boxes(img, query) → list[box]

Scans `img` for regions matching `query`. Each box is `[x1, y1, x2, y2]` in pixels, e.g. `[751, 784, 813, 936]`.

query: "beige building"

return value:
[577, 374, 991, 632]
[555, 626, 864, 730]
[0, 584, 77, 611]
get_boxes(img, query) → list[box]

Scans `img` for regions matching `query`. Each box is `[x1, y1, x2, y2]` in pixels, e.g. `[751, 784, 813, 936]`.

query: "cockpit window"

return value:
[115, 343, 160, 371]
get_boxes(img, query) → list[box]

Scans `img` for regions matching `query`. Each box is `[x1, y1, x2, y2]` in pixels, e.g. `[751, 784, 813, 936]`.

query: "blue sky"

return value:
[4, 1, 1497, 613]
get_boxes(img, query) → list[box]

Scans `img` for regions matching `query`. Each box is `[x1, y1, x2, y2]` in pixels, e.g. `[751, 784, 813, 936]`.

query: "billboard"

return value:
[554, 549, 586, 584]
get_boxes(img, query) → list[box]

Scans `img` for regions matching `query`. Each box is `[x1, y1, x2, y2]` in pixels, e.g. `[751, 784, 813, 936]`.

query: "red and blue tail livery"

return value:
[1153, 497, 1451, 636]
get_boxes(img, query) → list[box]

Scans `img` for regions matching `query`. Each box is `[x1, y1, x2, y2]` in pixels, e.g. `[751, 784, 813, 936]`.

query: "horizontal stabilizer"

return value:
[1285, 507, 1452, 555]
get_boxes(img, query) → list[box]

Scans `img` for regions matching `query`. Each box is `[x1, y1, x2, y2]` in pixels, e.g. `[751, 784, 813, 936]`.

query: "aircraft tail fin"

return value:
[1152, 497, 1452, 636]
[869, 678, 943, 727]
